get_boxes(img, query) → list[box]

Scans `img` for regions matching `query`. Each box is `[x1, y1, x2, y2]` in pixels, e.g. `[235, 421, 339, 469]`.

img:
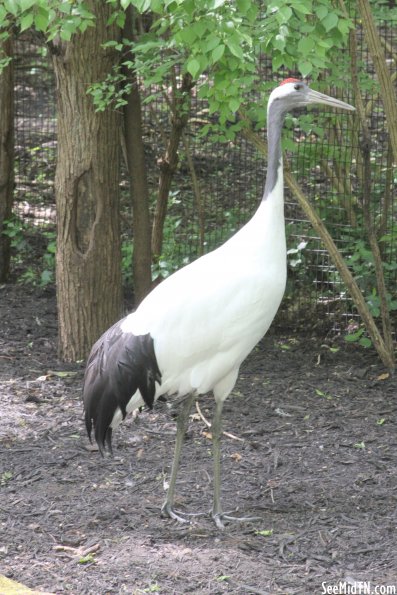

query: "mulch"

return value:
[1, 284, 396, 594]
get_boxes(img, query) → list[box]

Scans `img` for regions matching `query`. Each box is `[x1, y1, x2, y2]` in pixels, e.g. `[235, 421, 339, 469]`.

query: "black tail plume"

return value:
[83, 318, 161, 454]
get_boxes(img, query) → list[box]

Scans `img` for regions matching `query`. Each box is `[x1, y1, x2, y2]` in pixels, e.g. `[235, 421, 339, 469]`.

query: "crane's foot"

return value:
[161, 501, 261, 529]
[161, 501, 190, 523]
[161, 501, 206, 524]
[212, 510, 262, 530]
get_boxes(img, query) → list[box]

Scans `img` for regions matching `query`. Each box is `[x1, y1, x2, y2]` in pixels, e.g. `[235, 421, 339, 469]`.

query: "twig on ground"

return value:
[195, 401, 244, 442]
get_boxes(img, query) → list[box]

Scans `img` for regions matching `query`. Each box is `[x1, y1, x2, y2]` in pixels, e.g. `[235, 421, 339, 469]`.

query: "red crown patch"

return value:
[279, 78, 301, 86]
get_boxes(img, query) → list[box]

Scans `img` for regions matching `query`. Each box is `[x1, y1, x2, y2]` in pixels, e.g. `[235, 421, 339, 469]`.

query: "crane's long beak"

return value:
[307, 88, 355, 111]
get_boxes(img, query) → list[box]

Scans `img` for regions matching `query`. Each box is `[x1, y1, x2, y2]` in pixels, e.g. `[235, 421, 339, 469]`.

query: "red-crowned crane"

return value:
[83, 79, 355, 529]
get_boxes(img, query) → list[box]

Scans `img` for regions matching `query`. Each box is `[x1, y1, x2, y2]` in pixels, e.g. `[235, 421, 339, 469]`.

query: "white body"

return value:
[112, 166, 287, 428]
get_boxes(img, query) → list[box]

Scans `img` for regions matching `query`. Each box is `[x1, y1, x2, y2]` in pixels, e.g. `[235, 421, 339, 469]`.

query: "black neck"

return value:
[262, 101, 286, 201]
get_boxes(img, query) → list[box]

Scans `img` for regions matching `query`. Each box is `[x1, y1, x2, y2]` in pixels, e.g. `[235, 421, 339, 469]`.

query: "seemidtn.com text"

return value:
[321, 582, 396, 595]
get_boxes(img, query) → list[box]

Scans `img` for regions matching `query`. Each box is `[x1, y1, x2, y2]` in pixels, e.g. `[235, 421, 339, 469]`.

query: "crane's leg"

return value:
[211, 399, 226, 529]
[161, 392, 196, 522]
[211, 398, 262, 530]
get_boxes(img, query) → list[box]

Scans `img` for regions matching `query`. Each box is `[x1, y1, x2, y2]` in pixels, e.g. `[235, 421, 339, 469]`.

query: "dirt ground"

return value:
[0, 283, 396, 595]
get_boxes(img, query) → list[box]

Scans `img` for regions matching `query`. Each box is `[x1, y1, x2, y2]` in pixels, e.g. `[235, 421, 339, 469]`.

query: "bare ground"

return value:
[0, 283, 396, 594]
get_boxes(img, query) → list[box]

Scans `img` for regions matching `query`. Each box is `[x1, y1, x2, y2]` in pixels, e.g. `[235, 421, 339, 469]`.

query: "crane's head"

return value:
[268, 78, 355, 117]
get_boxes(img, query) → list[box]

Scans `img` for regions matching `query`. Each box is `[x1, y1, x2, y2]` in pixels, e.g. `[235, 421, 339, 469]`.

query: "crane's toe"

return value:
[161, 502, 190, 523]
[211, 509, 262, 530]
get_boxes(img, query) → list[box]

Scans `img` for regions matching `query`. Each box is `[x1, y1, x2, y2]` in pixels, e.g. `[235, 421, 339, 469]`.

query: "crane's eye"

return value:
[294, 83, 303, 91]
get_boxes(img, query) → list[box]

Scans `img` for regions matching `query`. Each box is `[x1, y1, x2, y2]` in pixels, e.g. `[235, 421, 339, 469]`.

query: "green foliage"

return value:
[0, 471, 13, 487]
[345, 238, 397, 315]
[140, 583, 161, 593]
[2, 216, 30, 255]
[335, 232, 397, 348]
[87, 0, 353, 133]
[0, 0, 96, 70]
[78, 553, 96, 565]
[216, 575, 230, 583]
[345, 325, 372, 348]
[2, 218, 56, 287]
[370, 0, 397, 23]
[353, 441, 365, 450]
[255, 528, 273, 537]
[263, 0, 352, 77]
[0, 0, 95, 40]
[151, 214, 192, 281]
[121, 239, 134, 286]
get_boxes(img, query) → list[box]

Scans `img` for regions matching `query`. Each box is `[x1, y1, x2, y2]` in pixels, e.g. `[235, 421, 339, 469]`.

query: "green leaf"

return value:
[272, 52, 285, 71]
[60, 26, 73, 41]
[276, 5, 292, 23]
[179, 25, 197, 45]
[344, 330, 363, 342]
[354, 441, 365, 450]
[186, 57, 200, 78]
[315, 5, 328, 20]
[34, 8, 50, 32]
[212, 43, 225, 63]
[19, 0, 37, 10]
[322, 12, 338, 32]
[217, 575, 230, 582]
[298, 60, 312, 77]
[298, 36, 314, 55]
[40, 269, 53, 286]
[359, 337, 372, 348]
[78, 553, 96, 565]
[255, 529, 273, 537]
[130, 0, 152, 12]
[228, 97, 240, 112]
[226, 37, 244, 59]
[205, 34, 222, 52]
[292, 1, 312, 16]
[338, 18, 351, 35]
[20, 11, 34, 31]
[210, 0, 226, 8]
[236, 0, 252, 15]
[4, 0, 18, 16]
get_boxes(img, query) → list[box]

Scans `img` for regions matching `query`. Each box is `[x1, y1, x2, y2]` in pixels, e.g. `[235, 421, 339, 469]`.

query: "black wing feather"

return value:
[83, 318, 161, 454]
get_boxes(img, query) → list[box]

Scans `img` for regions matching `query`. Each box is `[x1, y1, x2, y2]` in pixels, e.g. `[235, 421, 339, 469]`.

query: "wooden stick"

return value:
[195, 400, 244, 442]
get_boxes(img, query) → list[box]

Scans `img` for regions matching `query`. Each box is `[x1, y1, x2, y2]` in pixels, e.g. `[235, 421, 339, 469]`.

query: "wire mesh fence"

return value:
[8, 16, 397, 336]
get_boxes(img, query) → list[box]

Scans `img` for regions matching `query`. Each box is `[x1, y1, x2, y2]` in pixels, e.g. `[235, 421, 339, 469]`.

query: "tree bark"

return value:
[151, 72, 194, 261]
[122, 7, 152, 304]
[357, 0, 397, 164]
[348, 21, 395, 367]
[0, 36, 14, 282]
[52, 2, 122, 361]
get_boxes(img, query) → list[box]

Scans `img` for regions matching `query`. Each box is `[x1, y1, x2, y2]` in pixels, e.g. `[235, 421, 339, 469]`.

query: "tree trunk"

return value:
[122, 7, 152, 304]
[151, 72, 194, 261]
[357, 0, 397, 165]
[52, 3, 122, 361]
[0, 37, 14, 282]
